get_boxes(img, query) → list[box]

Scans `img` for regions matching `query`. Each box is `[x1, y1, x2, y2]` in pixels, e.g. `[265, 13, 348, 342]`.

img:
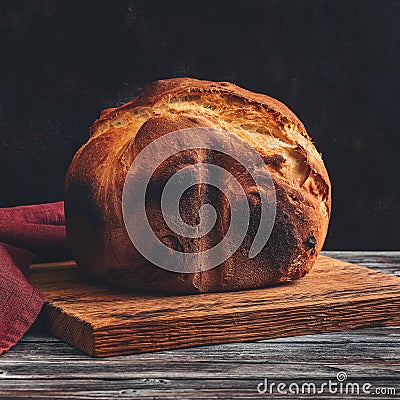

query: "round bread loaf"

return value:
[65, 78, 331, 293]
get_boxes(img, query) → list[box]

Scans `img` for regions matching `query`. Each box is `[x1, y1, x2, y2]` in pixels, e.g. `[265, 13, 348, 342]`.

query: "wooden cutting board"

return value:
[29, 256, 400, 357]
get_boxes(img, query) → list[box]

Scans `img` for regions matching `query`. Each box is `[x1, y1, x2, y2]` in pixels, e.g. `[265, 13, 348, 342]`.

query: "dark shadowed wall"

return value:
[0, 0, 399, 250]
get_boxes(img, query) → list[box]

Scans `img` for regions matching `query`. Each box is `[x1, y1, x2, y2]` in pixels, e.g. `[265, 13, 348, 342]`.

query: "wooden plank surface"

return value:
[28, 254, 400, 357]
[0, 252, 399, 399]
[1, 328, 399, 399]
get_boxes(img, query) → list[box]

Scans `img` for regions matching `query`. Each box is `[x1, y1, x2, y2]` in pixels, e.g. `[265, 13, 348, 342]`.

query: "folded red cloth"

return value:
[0, 201, 69, 354]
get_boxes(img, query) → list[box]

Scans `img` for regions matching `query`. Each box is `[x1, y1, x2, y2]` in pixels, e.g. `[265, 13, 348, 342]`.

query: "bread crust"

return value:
[65, 78, 331, 293]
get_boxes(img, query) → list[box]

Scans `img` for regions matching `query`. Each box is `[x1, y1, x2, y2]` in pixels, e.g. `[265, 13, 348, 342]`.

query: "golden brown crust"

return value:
[65, 78, 331, 293]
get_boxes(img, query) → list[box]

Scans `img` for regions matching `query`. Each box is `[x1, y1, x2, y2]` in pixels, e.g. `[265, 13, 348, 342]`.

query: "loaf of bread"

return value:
[65, 78, 331, 293]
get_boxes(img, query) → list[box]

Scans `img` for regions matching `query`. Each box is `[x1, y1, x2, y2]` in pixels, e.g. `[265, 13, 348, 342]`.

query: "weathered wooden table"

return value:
[0, 252, 399, 399]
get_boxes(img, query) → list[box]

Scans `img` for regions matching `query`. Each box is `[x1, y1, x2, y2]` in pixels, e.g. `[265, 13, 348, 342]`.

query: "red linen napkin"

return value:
[0, 201, 69, 354]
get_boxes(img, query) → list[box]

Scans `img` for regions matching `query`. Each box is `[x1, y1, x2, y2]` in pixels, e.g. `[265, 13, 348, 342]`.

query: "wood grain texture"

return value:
[28, 254, 400, 357]
[1, 252, 399, 399]
[1, 327, 400, 399]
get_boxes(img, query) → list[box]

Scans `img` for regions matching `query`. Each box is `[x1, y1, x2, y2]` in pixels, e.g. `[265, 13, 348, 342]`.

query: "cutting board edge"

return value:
[84, 295, 400, 357]
[40, 303, 96, 356]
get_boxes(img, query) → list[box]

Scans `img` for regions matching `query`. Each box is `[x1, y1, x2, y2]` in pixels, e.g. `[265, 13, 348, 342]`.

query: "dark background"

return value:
[0, 0, 399, 250]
